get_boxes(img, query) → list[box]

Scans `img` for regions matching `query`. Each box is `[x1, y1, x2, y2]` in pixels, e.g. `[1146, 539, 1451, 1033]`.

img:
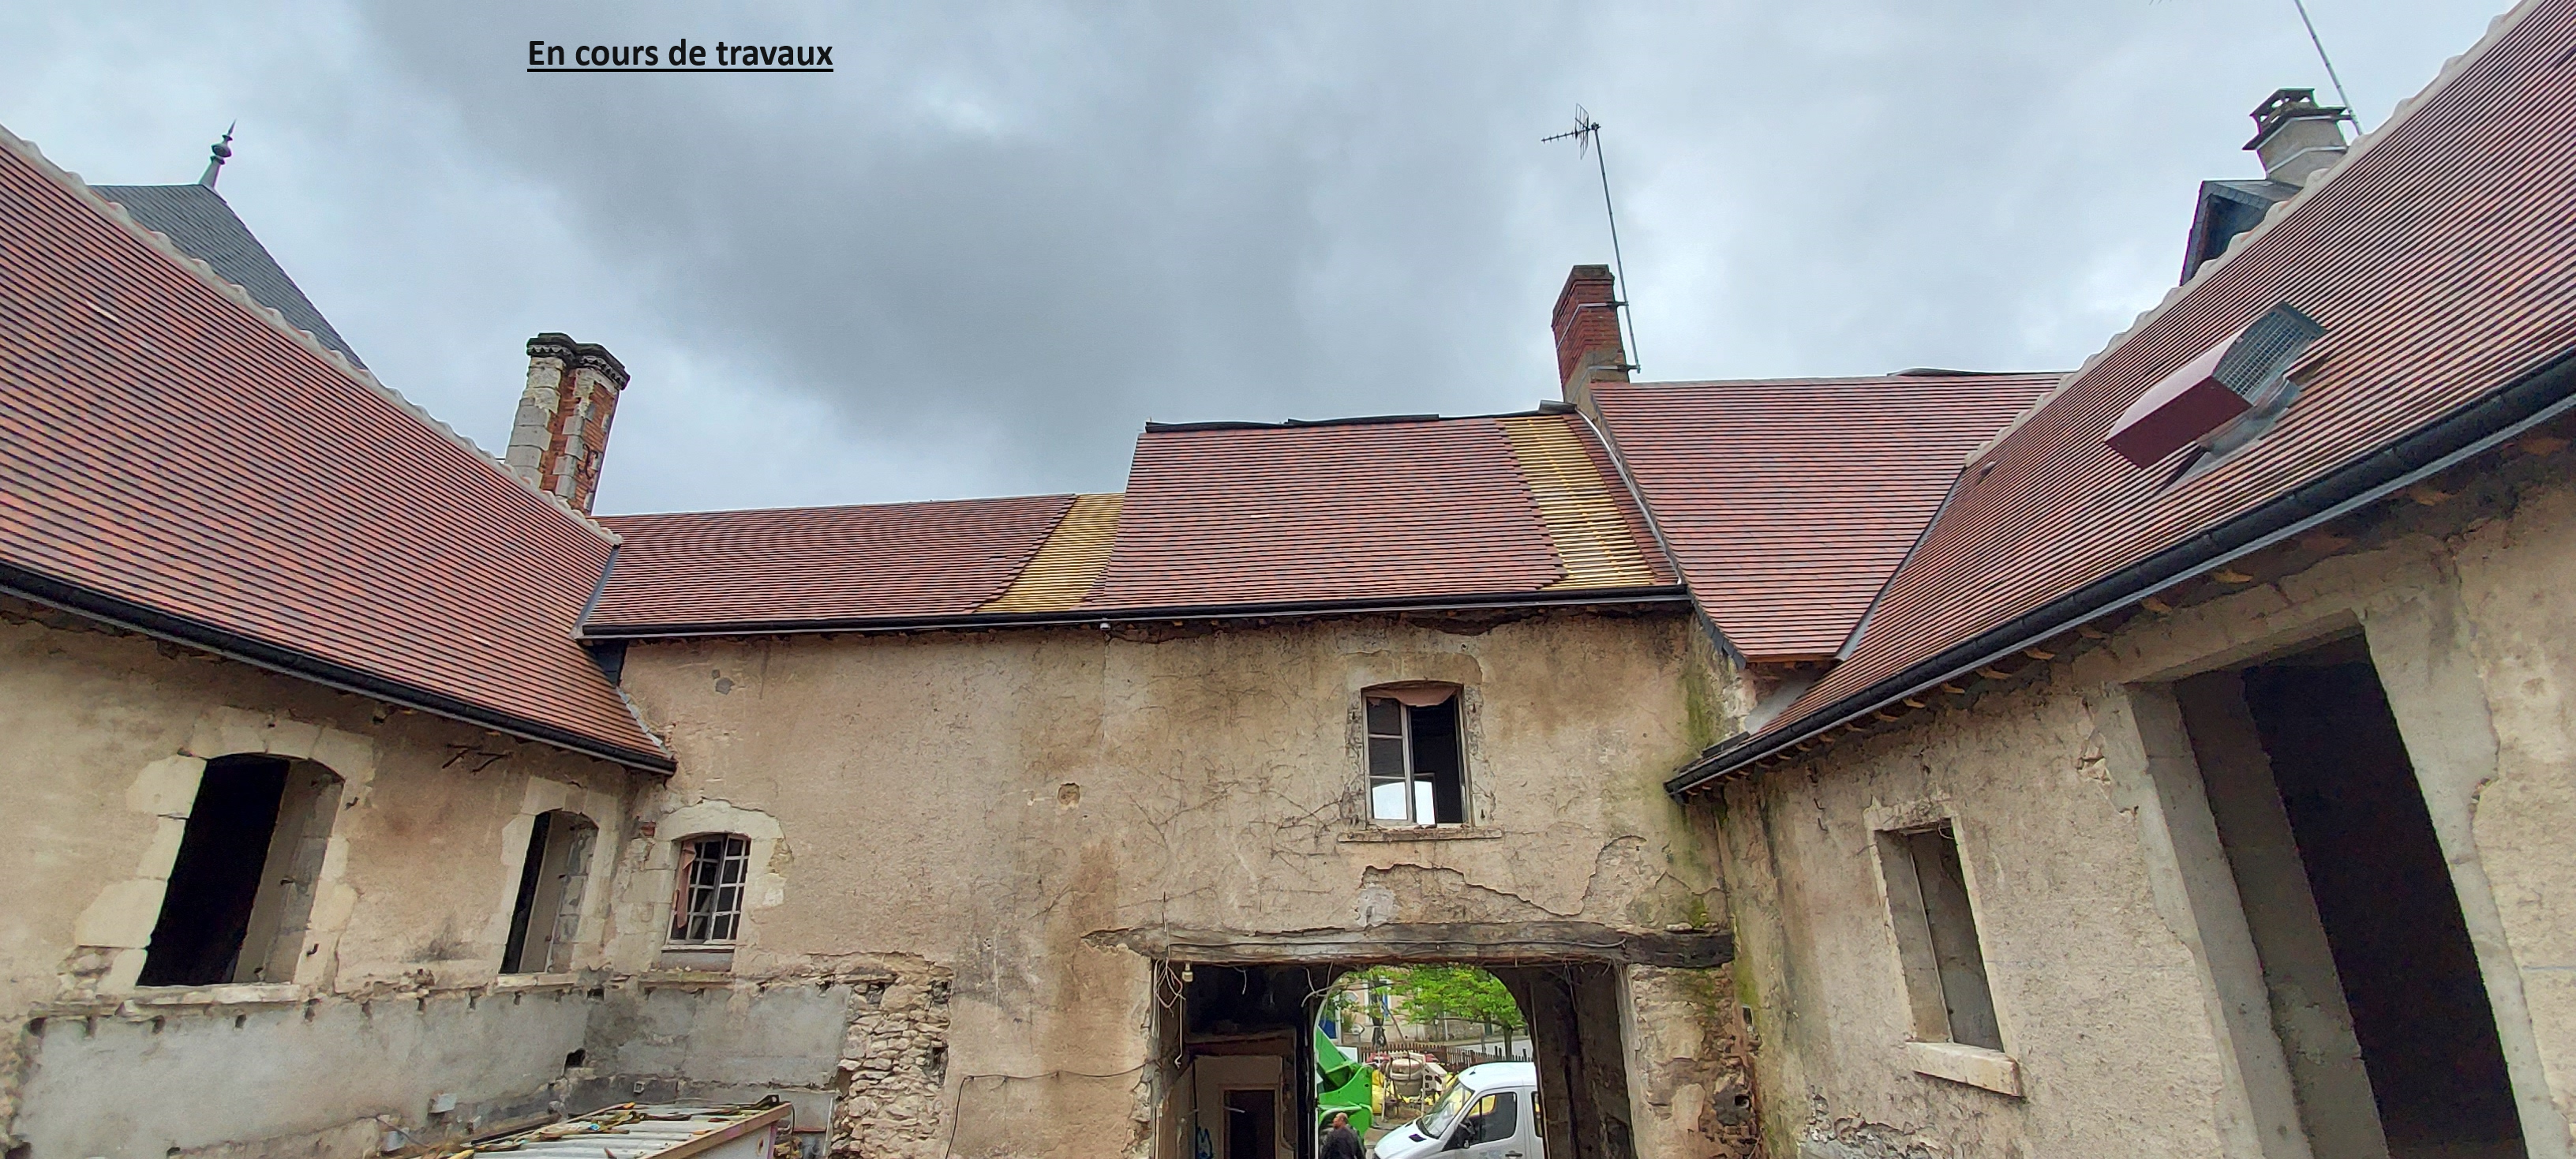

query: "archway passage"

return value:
[139, 755, 341, 987]
[1155, 960, 1634, 1159]
[1320, 966, 1530, 1157]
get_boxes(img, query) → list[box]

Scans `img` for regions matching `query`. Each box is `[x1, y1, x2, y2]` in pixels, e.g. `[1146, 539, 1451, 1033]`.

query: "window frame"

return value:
[1870, 810, 2022, 1096]
[668, 832, 752, 946]
[502, 810, 600, 975]
[1362, 685, 1469, 827]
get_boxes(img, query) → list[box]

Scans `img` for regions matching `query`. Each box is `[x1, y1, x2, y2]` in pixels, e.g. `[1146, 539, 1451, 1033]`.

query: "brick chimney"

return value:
[504, 333, 628, 515]
[1552, 264, 1629, 411]
[2245, 88, 2349, 188]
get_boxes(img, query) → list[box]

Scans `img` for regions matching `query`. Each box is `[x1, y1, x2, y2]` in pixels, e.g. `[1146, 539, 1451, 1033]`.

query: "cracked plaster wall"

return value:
[612, 607, 1749, 1158]
[0, 601, 654, 1156]
[1713, 469, 2576, 1157]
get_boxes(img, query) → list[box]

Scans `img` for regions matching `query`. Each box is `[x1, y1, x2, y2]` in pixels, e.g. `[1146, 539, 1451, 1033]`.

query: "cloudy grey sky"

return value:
[1, 1, 2508, 516]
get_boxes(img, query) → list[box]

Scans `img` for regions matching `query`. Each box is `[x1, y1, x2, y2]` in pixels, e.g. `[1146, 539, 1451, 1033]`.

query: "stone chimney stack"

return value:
[504, 333, 628, 515]
[1552, 264, 1630, 411]
[2245, 88, 2349, 188]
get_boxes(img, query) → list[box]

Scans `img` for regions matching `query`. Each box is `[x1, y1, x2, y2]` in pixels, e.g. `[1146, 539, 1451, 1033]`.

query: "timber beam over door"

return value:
[1086, 921, 1732, 968]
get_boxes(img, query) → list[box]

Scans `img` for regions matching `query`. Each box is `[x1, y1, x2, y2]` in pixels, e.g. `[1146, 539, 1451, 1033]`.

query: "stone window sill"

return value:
[1907, 1040, 2022, 1097]
[494, 972, 582, 989]
[125, 982, 302, 1007]
[1338, 825, 1501, 843]
[657, 945, 737, 972]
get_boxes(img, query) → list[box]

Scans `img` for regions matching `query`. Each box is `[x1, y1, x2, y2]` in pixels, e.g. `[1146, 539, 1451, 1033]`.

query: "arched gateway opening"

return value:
[1151, 954, 1659, 1159]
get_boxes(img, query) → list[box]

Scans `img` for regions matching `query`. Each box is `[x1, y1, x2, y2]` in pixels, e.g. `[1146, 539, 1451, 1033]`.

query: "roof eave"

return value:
[1666, 342, 2576, 799]
[1, 562, 677, 774]
[583, 584, 1694, 640]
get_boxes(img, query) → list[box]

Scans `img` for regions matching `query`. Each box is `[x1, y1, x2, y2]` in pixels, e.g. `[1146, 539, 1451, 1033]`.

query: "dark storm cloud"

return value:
[0, 2, 2510, 512]
[354, 4, 1606, 504]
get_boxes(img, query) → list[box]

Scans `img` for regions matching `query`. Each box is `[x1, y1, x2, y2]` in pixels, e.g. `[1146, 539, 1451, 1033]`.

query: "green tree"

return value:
[1379, 966, 1524, 1052]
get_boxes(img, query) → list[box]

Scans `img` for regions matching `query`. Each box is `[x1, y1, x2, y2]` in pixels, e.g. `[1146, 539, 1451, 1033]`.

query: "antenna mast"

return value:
[1543, 108, 1641, 375]
[2289, 0, 2358, 124]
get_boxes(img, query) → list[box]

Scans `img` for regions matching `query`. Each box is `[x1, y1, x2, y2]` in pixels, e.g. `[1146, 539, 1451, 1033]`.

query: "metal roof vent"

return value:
[2107, 302, 2324, 469]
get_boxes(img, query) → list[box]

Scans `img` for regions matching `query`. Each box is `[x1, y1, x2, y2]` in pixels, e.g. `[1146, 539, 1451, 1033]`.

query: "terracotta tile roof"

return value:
[1683, 0, 2576, 787]
[1593, 374, 2057, 659]
[588, 495, 1076, 631]
[0, 129, 668, 769]
[582, 413, 1676, 633]
[1085, 413, 1672, 610]
[91, 182, 365, 367]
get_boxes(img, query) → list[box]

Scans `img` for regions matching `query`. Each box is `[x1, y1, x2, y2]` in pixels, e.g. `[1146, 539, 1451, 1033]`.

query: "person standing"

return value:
[1321, 1112, 1365, 1159]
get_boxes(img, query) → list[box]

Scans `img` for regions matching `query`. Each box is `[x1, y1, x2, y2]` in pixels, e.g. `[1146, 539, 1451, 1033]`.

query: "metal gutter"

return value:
[1666, 343, 2576, 797]
[582, 584, 1694, 640]
[0, 563, 678, 773]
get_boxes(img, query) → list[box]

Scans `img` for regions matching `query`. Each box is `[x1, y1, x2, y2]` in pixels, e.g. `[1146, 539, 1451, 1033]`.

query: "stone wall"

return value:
[836, 970, 953, 1159]
[1711, 449, 2576, 1156]
[609, 606, 1752, 1157]
[0, 599, 654, 1154]
[0, 595, 1760, 1157]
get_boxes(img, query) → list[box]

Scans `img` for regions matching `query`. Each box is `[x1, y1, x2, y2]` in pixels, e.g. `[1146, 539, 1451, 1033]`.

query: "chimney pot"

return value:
[1551, 264, 1628, 411]
[2244, 88, 2349, 187]
[504, 333, 629, 515]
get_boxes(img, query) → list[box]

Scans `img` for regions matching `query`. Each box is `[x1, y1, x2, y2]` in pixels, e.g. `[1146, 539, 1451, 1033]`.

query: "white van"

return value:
[1368, 1061, 1540, 1159]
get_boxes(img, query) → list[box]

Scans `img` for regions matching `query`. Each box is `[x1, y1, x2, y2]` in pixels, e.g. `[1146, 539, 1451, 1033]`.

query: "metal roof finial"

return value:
[199, 122, 235, 188]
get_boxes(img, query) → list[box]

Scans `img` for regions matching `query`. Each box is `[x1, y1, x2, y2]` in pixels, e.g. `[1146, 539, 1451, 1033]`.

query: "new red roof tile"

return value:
[1087, 414, 1665, 610]
[588, 496, 1076, 630]
[0, 130, 667, 768]
[1593, 375, 2056, 659]
[1701, 0, 2576, 780]
[583, 413, 1673, 632]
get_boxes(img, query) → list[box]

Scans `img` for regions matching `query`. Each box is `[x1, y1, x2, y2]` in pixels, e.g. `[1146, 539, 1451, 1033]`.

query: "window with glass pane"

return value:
[1363, 689, 1468, 825]
[668, 834, 751, 943]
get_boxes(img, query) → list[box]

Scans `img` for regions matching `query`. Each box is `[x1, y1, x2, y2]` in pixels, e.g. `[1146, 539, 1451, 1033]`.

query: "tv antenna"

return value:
[2288, 0, 2359, 126]
[1542, 107, 1640, 375]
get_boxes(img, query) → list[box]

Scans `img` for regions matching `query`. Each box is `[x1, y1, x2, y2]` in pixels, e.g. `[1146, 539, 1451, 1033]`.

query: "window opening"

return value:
[140, 755, 340, 987]
[503, 811, 598, 973]
[669, 833, 751, 943]
[2178, 638, 2523, 1155]
[1878, 822, 2003, 1051]
[1453, 1090, 1521, 1151]
[1365, 688, 1466, 825]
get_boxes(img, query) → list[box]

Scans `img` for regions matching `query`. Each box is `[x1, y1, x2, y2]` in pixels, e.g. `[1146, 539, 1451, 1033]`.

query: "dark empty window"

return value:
[503, 811, 598, 973]
[1880, 823, 2003, 1052]
[669, 834, 751, 944]
[140, 755, 340, 987]
[1365, 688, 1466, 826]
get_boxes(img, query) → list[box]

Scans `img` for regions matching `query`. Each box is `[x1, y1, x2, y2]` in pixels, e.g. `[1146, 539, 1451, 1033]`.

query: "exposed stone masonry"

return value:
[833, 970, 953, 1159]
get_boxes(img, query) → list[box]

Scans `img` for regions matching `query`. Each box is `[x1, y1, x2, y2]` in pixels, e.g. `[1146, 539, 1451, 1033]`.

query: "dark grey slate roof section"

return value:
[2180, 178, 2300, 286]
[92, 183, 364, 368]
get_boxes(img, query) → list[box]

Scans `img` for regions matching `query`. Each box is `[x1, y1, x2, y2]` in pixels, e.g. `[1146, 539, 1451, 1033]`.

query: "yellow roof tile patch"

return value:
[1497, 415, 1657, 590]
[980, 493, 1124, 613]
